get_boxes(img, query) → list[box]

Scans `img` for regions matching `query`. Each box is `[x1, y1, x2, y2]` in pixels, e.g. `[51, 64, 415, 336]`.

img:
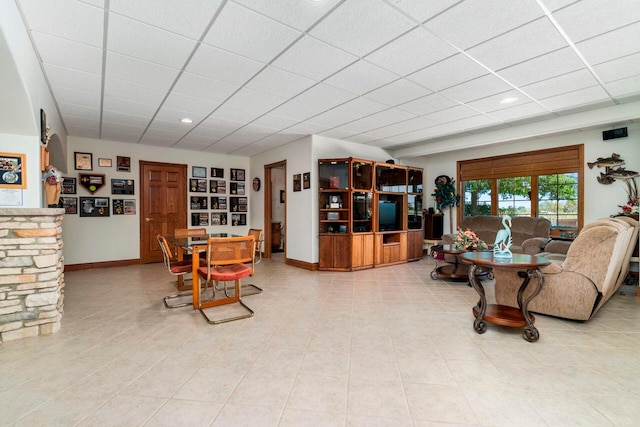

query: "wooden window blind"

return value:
[458, 144, 583, 181]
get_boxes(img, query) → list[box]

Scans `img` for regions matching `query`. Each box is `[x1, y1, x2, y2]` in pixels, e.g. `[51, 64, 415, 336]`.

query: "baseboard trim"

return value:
[65, 259, 140, 271]
[285, 258, 318, 271]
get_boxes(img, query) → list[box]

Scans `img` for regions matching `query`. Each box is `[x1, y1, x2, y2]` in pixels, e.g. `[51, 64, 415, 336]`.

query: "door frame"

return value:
[264, 160, 286, 259]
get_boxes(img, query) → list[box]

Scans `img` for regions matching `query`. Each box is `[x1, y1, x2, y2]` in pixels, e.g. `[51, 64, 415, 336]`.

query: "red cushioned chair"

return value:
[196, 235, 257, 324]
[158, 234, 195, 308]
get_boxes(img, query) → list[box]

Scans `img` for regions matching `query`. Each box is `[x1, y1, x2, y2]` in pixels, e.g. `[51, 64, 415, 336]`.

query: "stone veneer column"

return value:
[0, 208, 65, 343]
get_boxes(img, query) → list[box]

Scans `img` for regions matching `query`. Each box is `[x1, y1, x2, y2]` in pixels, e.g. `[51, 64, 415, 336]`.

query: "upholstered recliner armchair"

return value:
[493, 216, 639, 321]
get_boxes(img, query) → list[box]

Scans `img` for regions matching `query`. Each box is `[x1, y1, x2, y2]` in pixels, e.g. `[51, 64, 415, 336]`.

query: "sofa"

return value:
[493, 216, 639, 321]
[441, 215, 551, 255]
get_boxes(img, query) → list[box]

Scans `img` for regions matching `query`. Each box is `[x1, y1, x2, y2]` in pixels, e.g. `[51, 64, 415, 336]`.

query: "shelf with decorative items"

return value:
[318, 158, 423, 271]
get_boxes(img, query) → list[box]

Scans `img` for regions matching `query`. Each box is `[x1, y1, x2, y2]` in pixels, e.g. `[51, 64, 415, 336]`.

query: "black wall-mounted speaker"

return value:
[602, 127, 628, 140]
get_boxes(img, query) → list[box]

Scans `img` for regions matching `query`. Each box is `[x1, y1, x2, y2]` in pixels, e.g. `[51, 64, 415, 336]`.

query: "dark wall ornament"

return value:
[252, 177, 261, 191]
[432, 175, 459, 213]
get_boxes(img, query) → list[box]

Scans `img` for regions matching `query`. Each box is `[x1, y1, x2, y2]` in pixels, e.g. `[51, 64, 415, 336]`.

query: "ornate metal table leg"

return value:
[518, 268, 544, 342]
[468, 264, 487, 334]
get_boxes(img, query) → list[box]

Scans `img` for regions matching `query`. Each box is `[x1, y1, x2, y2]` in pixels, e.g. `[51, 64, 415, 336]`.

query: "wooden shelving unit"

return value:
[318, 158, 423, 271]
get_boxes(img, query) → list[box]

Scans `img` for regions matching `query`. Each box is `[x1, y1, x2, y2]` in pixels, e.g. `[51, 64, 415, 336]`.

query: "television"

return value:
[378, 200, 398, 231]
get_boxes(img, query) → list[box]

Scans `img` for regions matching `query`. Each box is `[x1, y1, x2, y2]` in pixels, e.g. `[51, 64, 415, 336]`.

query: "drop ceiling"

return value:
[16, 0, 640, 157]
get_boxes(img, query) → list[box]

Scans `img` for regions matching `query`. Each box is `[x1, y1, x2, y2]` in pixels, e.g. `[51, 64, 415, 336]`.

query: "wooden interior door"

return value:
[140, 161, 187, 263]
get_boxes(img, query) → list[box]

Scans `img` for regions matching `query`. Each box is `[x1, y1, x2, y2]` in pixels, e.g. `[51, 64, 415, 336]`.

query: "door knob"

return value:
[145, 217, 154, 222]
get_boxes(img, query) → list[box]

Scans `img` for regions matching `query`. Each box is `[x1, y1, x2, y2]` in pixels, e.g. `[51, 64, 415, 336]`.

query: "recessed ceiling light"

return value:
[500, 97, 519, 104]
[180, 118, 193, 124]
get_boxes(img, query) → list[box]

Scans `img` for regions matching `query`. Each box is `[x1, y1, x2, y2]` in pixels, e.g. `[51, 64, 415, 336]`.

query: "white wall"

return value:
[414, 122, 640, 233]
[63, 136, 249, 264]
[0, 0, 66, 208]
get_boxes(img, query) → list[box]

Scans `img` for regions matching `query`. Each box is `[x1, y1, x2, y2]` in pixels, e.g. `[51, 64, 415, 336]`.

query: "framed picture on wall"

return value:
[79, 197, 110, 217]
[293, 173, 301, 192]
[303, 172, 310, 189]
[74, 152, 92, 170]
[0, 152, 26, 189]
[61, 177, 76, 194]
[192, 166, 207, 178]
[211, 167, 224, 178]
[117, 156, 131, 172]
[61, 197, 77, 214]
[98, 158, 112, 167]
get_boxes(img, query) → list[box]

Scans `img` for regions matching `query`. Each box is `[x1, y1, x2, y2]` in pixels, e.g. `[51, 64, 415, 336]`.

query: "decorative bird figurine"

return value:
[493, 215, 513, 259]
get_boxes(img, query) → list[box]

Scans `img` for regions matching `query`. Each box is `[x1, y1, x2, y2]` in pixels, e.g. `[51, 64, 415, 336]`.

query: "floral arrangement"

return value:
[452, 228, 488, 251]
[618, 197, 639, 216]
[431, 175, 460, 213]
[617, 178, 639, 216]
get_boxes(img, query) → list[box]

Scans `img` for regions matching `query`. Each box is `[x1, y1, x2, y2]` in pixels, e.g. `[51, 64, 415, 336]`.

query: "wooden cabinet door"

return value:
[352, 233, 374, 269]
[407, 229, 423, 261]
[319, 234, 350, 270]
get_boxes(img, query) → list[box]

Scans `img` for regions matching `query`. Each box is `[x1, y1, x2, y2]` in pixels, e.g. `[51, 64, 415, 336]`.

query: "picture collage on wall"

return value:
[61, 154, 135, 216]
[190, 166, 246, 226]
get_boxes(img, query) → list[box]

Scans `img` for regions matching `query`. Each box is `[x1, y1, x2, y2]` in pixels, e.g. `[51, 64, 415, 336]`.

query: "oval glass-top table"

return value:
[460, 252, 550, 342]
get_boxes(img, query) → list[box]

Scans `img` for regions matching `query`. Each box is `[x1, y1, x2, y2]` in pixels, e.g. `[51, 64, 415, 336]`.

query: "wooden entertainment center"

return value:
[318, 158, 423, 271]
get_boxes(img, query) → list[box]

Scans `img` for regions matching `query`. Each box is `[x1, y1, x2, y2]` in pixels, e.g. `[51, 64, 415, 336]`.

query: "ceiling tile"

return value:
[250, 114, 299, 131]
[172, 72, 239, 103]
[439, 74, 514, 103]
[199, 115, 247, 133]
[337, 108, 417, 134]
[210, 104, 263, 123]
[101, 120, 146, 135]
[520, 69, 599, 100]
[107, 14, 197, 69]
[424, 105, 480, 124]
[324, 60, 398, 95]
[466, 18, 568, 71]
[102, 110, 152, 127]
[603, 76, 640, 100]
[552, 0, 640, 42]
[105, 52, 180, 89]
[466, 90, 536, 113]
[310, 0, 416, 57]
[396, 93, 458, 116]
[246, 66, 316, 98]
[100, 127, 144, 143]
[269, 100, 327, 122]
[43, 64, 101, 94]
[308, 97, 388, 128]
[225, 87, 287, 113]
[497, 47, 586, 87]
[232, 0, 342, 31]
[407, 54, 488, 91]
[57, 103, 100, 121]
[363, 79, 432, 106]
[203, 2, 301, 63]
[594, 52, 640, 82]
[154, 106, 207, 125]
[388, 0, 462, 23]
[162, 92, 220, 116]
[539, 86, 613, 111]
[271, 36, 357, 81]
[365, 27, 457, 76]
[576, 22, 640, 65]
[50, 86, 101, 109]
[102, 96, 159, 117]
[292, 83, 357, 111]
[109, 0, 223, 39]
[186, 43, 264, 86]
[103, 77, 167, 105]
[424, 0, 544, 49]
[19, 0, 104, 47]
[31, 33, 103, 74]
[487, 102, 552, 122]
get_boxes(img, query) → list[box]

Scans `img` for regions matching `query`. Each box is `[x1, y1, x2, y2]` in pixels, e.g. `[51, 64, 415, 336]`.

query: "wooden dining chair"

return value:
[196, 235, 257, 324]
[158, 234, 194, 309]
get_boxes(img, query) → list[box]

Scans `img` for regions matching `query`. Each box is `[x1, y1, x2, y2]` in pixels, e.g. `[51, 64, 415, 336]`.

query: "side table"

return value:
[460, 252, 550, 342]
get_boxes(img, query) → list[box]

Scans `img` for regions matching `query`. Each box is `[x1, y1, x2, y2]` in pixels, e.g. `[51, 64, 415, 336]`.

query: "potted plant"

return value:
[432, 175, 460, 233]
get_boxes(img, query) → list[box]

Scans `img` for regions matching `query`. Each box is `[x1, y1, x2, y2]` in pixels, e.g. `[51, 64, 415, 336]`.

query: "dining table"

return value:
[164, 233, 242, 308]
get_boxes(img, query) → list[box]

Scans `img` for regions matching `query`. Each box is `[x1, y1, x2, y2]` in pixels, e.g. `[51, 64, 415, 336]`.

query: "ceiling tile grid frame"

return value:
[13, 0, 640, 157]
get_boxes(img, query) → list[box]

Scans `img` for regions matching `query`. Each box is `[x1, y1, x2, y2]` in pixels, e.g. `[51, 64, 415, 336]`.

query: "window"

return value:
[538, 173, 578, 229]
[457, 145, 584, 232]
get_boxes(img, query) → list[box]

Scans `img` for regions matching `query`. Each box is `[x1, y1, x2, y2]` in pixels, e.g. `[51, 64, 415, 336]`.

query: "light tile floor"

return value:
[1, 255, 639, 426]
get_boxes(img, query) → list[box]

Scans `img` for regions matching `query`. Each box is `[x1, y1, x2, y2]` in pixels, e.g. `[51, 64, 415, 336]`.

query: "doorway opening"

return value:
[264, 160, 286, 259]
